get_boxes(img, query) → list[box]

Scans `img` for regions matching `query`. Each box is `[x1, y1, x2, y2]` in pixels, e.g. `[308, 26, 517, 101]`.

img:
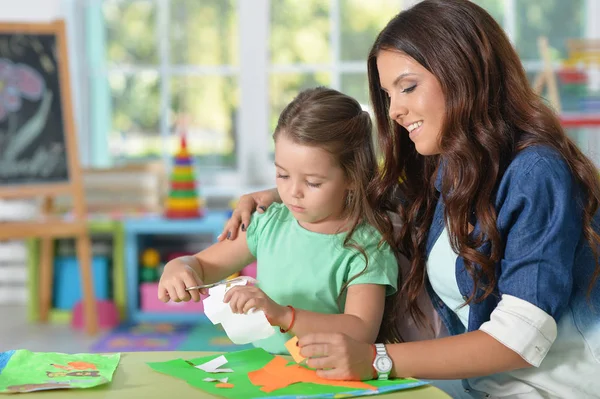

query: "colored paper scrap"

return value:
[216, 382, 235, 388]
[284, 336, 305, 363]
[204, 377, 229, 383]
[147, 347, 429, 399]
[248, 355, 375, 393]
[195, 355, 233, 373]
[0, 350, 120, 393]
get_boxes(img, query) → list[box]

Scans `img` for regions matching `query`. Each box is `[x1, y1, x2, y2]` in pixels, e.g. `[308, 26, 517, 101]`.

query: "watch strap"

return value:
[375, 343, 387, 356]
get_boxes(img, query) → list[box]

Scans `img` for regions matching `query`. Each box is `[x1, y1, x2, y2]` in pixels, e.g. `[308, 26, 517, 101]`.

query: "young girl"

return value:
[158, 87, 398, 355]
[223, 1, 600, 397]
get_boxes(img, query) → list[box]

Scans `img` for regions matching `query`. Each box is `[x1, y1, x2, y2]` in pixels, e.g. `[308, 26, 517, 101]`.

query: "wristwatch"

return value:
[372, 343, 393, 380]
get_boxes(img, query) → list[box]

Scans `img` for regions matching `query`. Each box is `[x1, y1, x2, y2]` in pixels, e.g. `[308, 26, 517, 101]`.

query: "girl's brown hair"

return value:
[367, 0, 600, 341]
[274, 87, 398, 305]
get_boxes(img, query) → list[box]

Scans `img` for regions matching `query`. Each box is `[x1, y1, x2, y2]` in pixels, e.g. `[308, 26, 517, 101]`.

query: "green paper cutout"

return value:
[147, 348, 428, 399]
[0, 350, 120, 393]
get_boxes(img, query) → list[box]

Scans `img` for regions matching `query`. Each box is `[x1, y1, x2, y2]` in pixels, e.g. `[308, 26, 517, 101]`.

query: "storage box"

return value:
[53, 256, 110, 310]
[140, 282, 205, 313]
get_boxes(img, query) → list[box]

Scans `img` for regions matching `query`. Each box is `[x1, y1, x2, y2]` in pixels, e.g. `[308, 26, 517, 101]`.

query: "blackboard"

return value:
[0, 24, 70, 186]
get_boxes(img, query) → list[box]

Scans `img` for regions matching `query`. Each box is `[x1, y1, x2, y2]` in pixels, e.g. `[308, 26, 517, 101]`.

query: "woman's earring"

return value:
[346, 191, 354, 207]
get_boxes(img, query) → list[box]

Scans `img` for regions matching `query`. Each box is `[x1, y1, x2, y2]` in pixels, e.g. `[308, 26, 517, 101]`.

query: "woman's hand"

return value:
[219, 188, 280, 241]
[223, 285, 289, 326]
[157, 258, 204, 303]
[298, 333, 375, 381]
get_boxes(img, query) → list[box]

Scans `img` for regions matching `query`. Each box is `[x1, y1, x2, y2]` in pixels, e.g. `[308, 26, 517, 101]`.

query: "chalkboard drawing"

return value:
[0, 59, 45, 121]
[0, 30, 69, 185]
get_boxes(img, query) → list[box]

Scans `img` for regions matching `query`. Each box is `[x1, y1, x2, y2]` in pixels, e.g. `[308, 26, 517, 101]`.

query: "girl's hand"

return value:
[223, 285, 288, 325]
[219, 189, 279, 241]
[298, 333, 375, 381]
[157, 259, 204, 303]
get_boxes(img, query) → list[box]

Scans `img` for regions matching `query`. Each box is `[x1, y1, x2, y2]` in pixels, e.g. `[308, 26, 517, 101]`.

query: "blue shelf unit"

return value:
[124, 211, 228, 323]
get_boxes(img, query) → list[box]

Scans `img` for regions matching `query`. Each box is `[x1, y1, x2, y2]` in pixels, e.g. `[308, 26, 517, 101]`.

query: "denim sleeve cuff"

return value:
[479, 294, 557, 367]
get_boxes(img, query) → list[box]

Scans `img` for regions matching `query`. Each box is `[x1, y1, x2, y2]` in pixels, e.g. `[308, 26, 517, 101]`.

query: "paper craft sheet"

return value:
[147, 348, 428, 399]
[0, 350, 120, 393]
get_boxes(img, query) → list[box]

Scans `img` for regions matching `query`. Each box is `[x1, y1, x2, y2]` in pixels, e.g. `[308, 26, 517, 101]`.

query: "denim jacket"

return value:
[424, 146, 600, 397]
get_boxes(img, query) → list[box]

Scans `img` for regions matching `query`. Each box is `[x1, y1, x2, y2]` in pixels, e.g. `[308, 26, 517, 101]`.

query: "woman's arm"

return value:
[298, 330, 531, 381]
[219, 188, 281, 241]
[387, 330, 531, 379]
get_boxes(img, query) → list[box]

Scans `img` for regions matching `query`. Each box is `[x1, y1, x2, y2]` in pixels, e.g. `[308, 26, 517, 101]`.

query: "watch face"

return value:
[375, 356, 393, 372]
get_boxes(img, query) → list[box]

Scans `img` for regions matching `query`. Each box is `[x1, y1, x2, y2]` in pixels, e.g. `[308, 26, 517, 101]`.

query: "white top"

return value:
[427, 226, 469, 327]
[427, 227, 600, 398]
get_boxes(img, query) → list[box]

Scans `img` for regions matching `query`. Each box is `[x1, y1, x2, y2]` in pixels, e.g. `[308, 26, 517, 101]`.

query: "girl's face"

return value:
[274, 135, 351, 233]
[376, 49, 446, 156]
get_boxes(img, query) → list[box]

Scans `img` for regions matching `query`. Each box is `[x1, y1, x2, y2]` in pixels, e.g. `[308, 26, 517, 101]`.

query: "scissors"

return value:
[185, 276, 256, 291]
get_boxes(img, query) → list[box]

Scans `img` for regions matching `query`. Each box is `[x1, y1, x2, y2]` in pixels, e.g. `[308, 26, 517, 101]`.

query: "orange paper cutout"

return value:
[215, 383, 234, 388]
[248, 356, 375, 393]
[51, 362, 97, 371]
[67, 362, 97, 370]
[285, 336, 305, 363]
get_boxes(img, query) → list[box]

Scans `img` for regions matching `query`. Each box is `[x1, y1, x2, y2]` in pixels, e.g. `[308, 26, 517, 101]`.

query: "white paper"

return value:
[196, 355, 234, 373]
[206, 368, 234, 373]
[202, 278, 275, 345]
[203, 377, 229, 383]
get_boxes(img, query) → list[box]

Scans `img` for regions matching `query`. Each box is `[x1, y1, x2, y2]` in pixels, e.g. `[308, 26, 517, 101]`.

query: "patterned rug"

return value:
[89, 317, 252, 353]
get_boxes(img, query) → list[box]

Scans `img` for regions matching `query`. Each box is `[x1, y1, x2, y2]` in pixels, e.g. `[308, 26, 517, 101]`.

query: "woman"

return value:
[222, 1, 600, 397]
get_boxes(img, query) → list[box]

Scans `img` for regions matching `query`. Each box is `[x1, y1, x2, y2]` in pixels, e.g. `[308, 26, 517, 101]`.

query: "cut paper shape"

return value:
[203, 278, 275, 345]
[216, 382, 235, 388]
[147, 347, 430, 399]
[248, 355, 376, 393]
[203, 377, 229, 383]
[0, 350, 120, 393]
[195, 355, 233, 373]
[51, 361, 97, 371]
[284, 336, 305, 363]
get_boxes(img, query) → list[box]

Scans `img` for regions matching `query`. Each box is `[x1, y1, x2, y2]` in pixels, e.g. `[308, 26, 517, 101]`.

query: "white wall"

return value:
[0, 0, 63, 21]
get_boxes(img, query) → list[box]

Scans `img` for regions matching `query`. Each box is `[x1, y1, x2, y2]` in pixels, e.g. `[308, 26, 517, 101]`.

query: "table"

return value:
[33, 351, 451, 398]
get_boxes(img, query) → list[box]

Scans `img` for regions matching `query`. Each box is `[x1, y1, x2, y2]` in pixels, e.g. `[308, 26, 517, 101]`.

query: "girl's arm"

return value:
[191, 228, 256, 284]
[281, 284, 386, 344]
[158, 227, 255, 302]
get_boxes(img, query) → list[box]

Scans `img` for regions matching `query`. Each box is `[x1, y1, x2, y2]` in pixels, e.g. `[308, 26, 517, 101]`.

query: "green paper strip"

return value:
[0, 350, 120, 393]
[147, 348, 428, 399]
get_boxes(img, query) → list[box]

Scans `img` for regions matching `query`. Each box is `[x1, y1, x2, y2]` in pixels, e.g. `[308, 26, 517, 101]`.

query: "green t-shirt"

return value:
[245, 203, 398, 354]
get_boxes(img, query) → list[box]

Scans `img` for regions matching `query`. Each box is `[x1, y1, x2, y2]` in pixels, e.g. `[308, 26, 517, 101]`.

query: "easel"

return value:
[0, 21, 98, 334]
[533, 36, 562, 112]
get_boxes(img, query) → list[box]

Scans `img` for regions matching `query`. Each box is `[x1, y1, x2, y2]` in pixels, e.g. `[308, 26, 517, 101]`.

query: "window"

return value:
[85, 0, 403, 191]
[87, 0, 240, 188]
[81, 0, 596, 193]
[269, 0, 403, 140]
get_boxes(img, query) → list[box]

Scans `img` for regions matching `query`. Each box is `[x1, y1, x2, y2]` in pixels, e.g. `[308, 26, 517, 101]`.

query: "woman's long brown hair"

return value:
[368, 0, 600, 342]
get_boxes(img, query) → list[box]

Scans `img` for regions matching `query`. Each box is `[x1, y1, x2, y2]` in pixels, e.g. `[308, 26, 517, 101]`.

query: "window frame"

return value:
[78, 0, 596, 197]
